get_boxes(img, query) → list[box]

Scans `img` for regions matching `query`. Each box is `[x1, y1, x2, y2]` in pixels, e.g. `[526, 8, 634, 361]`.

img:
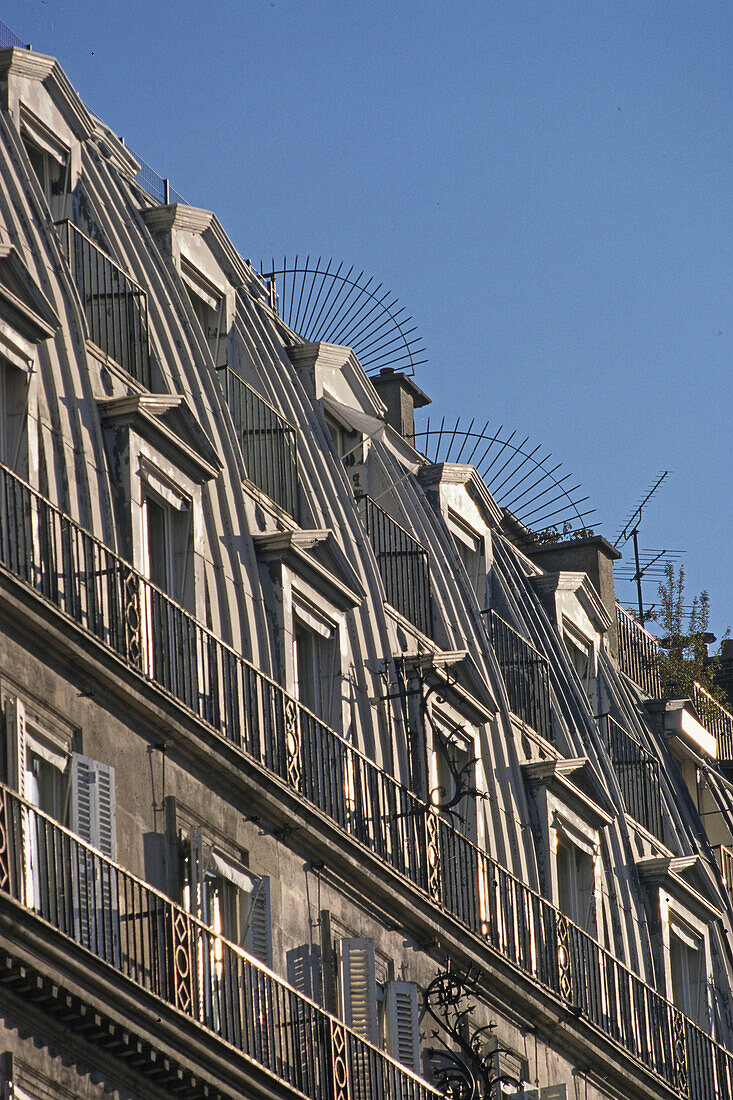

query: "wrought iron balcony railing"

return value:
[616, 605, 662, 698]
[56, 220, 151, 389]
[0, 783, 436, 1100]
[691, 682, 733, 762]
[360, 496, 432, 637]
[216, 365, 298, 519]
[490, 612, 553, 741]
[605, 715, 664, 839]
[1, 461, 733, 1095]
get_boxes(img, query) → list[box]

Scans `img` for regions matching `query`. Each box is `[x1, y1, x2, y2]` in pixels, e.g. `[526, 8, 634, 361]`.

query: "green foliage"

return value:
[656, 562, 727, 705]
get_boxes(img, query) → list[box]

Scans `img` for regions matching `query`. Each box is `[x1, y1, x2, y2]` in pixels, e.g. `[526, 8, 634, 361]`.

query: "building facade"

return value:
[1, 40, 733, 1100]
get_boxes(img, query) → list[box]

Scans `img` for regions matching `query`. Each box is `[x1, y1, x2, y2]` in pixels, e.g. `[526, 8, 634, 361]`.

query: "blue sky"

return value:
[4, 1, 731, 640]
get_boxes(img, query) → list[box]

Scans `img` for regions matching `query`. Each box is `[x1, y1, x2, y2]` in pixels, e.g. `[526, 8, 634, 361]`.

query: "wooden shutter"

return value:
[384, 980, 421, 1073]
[5, 697, 27, 797]
[71, 754, 116, 858]
[69, 755, 118, 963]
[287, 942, 323, 1003]
[337, 937, 378, 1044]
[245, 875, 272, 968]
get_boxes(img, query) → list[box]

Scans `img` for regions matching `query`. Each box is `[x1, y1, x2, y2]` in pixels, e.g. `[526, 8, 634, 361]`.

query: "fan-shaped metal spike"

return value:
[262, 258, 426, 375]
[412, 418, 598, 535]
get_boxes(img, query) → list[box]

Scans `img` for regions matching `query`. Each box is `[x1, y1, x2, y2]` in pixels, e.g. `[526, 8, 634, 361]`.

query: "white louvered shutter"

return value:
[384, 981, 421, 1073]
[5, 697, 27, 797]
[245, 876, 272, 968]
[337, 937, 378, 1045]
[71, 755, 116, 857]
[70, 755, 117, 961]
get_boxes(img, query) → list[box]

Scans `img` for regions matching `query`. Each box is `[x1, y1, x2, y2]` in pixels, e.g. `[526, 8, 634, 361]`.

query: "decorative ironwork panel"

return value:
[556, 913, 573, 1004]
[168, 908, 195, 1015]
[285, 699, 302, 790]
[123, 568, 142, 667]
[426, 809, 442, 905]
[329, 1019, 349, 1100]
[672, 1009, 688, 1096]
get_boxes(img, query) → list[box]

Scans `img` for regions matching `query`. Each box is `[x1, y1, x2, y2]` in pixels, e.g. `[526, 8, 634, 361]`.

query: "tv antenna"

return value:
[614, 471, 671, 626]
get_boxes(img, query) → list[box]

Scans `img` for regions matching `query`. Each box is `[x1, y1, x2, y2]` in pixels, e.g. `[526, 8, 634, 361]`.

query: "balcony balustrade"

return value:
[57, 220, 151, 389]
[616, 605, 662, 698]
[0, 784, 436, 1100]
[360, 496, 432, 637]
[490, 611, 553, 741]
[1, 461, 733, 1096]
[605, 715, 664, 839]
[217, 366, 299, 519]
[691, 682, 733, 762]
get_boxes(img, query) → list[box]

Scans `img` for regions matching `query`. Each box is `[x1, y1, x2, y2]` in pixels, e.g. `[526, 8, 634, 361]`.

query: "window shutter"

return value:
[69, 754, 118, 964]
[71, 754, 117, 858]
[287, 942, 323, 1003]
[384, 980, 421, 1073]
[245, 875, 272, 968]
[337, 937, 378, 1045]
[5, 697, 27, 798]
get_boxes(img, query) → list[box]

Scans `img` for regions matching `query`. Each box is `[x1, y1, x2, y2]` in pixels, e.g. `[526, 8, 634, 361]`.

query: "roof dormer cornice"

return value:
[0, 48, 95, 141]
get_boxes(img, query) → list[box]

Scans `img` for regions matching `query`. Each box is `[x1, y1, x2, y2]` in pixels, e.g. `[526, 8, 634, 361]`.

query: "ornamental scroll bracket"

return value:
[423, 967, 523, 1100]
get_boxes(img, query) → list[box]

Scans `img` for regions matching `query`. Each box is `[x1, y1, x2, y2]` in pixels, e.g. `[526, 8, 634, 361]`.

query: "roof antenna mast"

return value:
[614, 471, 670, 627]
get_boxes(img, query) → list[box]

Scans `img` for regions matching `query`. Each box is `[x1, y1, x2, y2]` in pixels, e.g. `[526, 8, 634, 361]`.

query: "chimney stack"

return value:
[371, 368, 430, 445]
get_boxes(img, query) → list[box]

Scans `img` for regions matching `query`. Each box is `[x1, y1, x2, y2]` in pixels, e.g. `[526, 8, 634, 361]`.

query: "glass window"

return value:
[556, 837, 596, 933]
[0, 356, 30, 477]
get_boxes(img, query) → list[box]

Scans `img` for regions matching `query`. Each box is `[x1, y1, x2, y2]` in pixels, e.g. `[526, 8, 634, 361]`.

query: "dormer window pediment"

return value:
[0, 245, 59, 363]
[253, 529, 363, 611]
[98, 394, 221, 484]
[522, 756, 616, 833]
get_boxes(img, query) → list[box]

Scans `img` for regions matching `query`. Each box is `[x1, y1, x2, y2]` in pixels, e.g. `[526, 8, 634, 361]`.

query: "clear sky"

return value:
[4, 1, 731, 640]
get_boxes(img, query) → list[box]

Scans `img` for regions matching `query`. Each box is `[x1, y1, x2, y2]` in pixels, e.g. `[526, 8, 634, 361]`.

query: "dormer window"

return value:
[0, 245, 59, 483]
[562, 617, 595, 703]
[20, 105, 71, 221]
[292, 595, 339, 726]
[522, 758, 614, 940]
[180, 257, 227, 366]
[140, 467, 193, 608]
[637, 855, 720, 1035]
[446, 507, 487, 606]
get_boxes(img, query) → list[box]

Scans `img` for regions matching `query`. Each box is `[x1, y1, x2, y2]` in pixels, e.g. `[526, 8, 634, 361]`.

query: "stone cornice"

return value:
[253, 529, 364, 609]
[0, 48, 95, 141]
[530, 570, 613, 633]
[417, 461, 503, 529]
[0, 244, 59, 343]
[98, 394, 221, 482]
